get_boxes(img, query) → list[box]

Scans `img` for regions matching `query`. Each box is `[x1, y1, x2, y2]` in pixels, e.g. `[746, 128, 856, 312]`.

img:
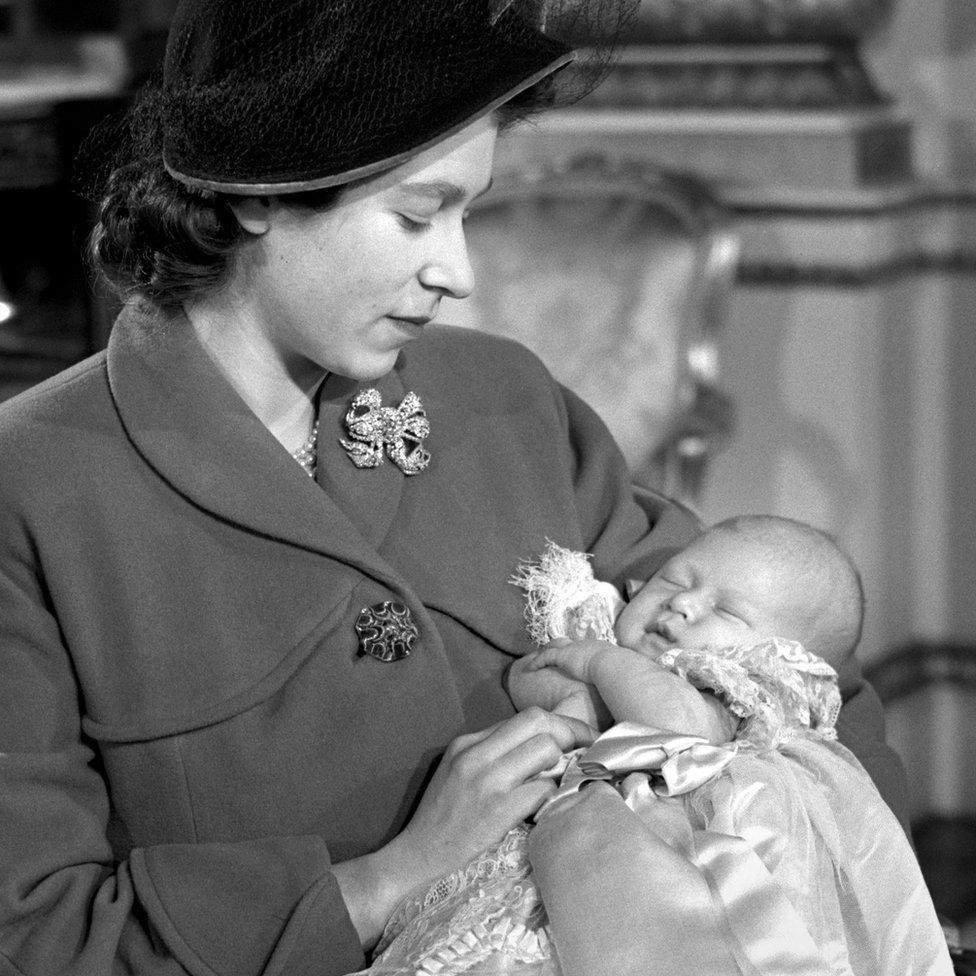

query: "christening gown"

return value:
[361, 544, 952, 976]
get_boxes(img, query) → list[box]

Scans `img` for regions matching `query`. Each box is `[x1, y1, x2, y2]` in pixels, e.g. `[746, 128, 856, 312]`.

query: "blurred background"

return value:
[1, 0, 974, 947]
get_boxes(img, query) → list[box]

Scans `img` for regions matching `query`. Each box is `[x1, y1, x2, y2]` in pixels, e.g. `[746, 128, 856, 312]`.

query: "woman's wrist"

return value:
[333, 836, 430, 952]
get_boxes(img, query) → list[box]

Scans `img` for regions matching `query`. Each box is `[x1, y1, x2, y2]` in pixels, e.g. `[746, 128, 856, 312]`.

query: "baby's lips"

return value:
[636, 628, 674, 657]
[653, 616, 683, 644]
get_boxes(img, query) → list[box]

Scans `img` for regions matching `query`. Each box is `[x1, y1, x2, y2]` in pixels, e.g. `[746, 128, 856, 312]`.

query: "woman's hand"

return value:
[528, 785, 739, 976]
[334, 706, 595, 950]
[395, 706, 596, 876]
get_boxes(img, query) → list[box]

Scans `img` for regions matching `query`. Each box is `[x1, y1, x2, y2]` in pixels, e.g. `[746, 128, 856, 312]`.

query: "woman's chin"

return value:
[329, 350, 403, 384]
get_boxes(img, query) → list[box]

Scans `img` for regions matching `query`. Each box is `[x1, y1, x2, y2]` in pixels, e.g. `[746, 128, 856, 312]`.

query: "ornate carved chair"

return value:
[438, 153, 739, 510]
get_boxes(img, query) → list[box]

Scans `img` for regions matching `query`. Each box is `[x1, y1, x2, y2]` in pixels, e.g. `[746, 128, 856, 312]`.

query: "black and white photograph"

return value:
[0, 1, 971, 973]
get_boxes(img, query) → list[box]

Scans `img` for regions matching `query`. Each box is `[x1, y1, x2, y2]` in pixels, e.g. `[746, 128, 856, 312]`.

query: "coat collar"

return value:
[105, 303, 413, 598]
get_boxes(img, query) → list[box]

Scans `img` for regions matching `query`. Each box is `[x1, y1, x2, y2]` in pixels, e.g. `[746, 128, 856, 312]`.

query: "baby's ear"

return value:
[624, 579, 643, 600]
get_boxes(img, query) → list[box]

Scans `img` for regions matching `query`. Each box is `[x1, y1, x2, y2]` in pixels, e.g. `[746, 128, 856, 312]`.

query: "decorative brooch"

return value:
[340, 389, 431, 475]
[355, 601, 418, 662]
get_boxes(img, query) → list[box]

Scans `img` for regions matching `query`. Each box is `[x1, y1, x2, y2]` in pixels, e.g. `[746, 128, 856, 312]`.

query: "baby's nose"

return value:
[668, 590, 701, 620]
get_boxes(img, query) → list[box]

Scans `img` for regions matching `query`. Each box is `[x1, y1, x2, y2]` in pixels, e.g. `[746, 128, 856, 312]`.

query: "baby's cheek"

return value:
[615, 614, 669, 660]
[703, 620, 750, 649]
[612, 609, 642, 649]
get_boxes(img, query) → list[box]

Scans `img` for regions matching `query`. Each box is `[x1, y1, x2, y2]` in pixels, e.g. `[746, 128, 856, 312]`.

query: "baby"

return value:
[364, 516, 951, 976]
[506, 514, 863, 739]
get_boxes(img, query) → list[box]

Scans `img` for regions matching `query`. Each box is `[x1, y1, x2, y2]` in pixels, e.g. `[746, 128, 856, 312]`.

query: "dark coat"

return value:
[0, 306, 906, 976]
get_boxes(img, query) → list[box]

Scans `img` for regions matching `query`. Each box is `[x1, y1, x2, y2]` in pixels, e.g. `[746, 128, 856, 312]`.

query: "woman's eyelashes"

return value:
[397, 213, 433, 232]
[396, 205, 470, 234]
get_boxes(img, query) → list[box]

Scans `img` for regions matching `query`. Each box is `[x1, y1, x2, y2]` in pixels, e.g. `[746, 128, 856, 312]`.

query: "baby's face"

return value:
[615, 530, 804, 657]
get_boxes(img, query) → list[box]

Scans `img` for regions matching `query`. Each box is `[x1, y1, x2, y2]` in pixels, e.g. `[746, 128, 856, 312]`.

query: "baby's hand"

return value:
[507, 644, 613, 729]
[519, 638, 616, 684]
[507, 644, 589, 710]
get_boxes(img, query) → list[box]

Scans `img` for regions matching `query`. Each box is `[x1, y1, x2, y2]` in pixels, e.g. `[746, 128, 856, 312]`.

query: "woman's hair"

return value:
[89, 76, 556, 313]
[496, 73, 561, 129]
[89, 160, 248, 313]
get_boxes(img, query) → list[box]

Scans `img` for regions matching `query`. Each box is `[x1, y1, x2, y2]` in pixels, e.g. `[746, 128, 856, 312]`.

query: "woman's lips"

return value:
[388, 315, 433, 326]
[386, 315, 433, 337]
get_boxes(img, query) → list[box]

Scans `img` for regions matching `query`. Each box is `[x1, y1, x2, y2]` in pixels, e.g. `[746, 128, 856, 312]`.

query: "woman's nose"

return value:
[418, 225, 476, 299]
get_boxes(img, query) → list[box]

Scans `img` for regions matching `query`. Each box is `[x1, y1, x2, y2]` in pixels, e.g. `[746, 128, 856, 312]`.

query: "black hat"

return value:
[156, 0, 576, 194]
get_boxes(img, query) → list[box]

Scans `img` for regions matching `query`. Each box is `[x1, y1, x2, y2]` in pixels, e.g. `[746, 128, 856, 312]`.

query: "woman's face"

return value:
[234, 116, 498, 382]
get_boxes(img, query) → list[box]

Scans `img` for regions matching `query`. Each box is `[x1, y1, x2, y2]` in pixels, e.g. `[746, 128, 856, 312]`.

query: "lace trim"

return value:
[510, 539, 622, 645]
[658, 638, 842, 750]
[374, 825, 552, 972]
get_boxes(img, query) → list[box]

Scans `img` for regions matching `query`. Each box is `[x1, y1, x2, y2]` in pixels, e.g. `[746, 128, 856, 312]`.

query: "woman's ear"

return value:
[227, 196, 274, 236]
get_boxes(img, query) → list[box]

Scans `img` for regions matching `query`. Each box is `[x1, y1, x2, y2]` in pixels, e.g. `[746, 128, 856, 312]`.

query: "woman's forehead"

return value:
[338, 116, 498, 205]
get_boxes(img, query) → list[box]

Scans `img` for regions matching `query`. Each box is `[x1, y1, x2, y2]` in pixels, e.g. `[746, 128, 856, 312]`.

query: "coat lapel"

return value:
[105, 305, 410, 597]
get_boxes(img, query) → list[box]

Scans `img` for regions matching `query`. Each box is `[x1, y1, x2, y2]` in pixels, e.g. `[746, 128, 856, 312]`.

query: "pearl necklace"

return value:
[291, 420, 319, 478]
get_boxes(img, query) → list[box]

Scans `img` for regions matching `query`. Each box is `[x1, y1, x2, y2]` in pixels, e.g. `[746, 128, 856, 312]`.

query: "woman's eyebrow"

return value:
[398, 177, 494, 205]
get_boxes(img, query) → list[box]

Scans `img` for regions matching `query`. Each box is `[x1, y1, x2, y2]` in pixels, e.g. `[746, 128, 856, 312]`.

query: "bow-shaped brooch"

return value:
[340, 389, 431, 475]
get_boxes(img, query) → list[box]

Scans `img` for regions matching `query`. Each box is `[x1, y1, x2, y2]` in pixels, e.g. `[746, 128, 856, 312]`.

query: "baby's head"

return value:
[616, 515, 864, 668]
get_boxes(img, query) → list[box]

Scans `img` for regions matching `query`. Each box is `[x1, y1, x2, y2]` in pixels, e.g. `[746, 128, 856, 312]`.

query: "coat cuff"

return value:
[131, 837, 365, 976]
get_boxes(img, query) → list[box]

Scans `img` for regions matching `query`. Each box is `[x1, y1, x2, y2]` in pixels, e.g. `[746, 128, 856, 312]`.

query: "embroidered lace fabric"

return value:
[658, 638, 843, 750]
[368, 825, 558, 975]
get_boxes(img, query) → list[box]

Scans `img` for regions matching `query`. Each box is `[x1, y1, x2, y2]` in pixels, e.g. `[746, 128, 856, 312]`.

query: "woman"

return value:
[0, 2, 908, 974]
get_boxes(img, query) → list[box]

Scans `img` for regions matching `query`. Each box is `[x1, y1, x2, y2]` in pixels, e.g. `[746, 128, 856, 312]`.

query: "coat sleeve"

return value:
[555, 382, 701, 585]
[834, 657, 913, 836]
[0, 519, 365, 976]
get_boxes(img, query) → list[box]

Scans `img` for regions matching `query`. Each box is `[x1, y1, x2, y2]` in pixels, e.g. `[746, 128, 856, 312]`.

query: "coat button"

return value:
[355, 601, 417, 662]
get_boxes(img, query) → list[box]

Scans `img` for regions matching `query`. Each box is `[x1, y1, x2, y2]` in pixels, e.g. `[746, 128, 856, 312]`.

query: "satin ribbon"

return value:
[692, 832, 831, 975]
[536, 722, 834, 976]
[536, 721, 739, 819]
[579, 721, 740, 796]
